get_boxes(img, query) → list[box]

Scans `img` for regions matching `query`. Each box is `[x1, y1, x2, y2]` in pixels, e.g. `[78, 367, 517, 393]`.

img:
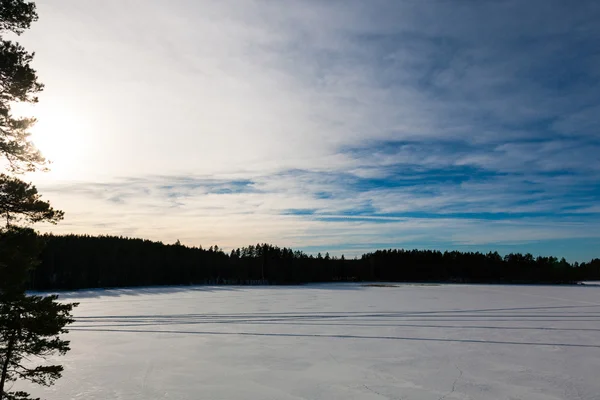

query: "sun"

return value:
[15, 101, 90, 180]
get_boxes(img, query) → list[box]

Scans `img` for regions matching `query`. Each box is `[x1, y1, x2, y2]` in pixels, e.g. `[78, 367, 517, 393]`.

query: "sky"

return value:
[13, 0, 600, 261]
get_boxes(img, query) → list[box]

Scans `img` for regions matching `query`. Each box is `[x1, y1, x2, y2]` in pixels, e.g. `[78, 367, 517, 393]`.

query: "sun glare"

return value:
[15, 102, 90, 180]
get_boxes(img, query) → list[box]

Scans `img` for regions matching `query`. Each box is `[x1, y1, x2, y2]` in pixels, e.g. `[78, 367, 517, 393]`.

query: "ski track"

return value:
[19, 283, 600, 400]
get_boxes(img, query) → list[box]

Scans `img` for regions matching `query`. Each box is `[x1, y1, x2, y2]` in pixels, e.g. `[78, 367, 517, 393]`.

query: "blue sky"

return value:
[15, 0, 600, 261]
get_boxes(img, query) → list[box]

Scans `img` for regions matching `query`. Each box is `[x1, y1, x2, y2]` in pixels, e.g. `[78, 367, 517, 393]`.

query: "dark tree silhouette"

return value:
[0, 174, 63, 227]
[23, 235, 597, 292]
[0, 0, 44, 173]
[0, 2, 76, 399]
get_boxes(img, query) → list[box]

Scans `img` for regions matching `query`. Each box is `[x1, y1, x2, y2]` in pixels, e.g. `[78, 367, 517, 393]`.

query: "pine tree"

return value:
[0, 175, 63, 228]
[0, 282, 76, 400]
[1, 1, 77, 399]
[0, 0, 44, 173]
[0, 223, 75, 400]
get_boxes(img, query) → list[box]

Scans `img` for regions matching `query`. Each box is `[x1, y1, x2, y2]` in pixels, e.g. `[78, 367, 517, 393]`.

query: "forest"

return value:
[28, 234, 600, 290]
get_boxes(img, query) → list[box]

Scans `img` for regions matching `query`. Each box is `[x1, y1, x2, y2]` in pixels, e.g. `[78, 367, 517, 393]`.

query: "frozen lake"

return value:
[23, 283, 600, 399]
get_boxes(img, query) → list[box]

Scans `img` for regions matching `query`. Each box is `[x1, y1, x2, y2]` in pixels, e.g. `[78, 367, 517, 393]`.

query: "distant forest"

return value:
[25, 234, 600, 291]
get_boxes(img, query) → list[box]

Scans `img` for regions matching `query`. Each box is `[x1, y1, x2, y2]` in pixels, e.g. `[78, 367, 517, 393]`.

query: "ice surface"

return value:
[18, 283, 600, 399]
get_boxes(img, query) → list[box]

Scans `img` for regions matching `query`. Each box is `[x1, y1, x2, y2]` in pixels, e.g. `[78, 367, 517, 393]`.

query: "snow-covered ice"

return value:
[20, 283, 600, 399]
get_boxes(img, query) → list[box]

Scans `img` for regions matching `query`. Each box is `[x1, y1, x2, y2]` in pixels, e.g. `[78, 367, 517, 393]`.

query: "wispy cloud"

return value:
[37, 169, 600, 261]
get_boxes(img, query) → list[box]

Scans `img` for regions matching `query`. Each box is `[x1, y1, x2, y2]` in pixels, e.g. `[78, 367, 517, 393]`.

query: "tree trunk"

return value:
[0, 329, 16, 400]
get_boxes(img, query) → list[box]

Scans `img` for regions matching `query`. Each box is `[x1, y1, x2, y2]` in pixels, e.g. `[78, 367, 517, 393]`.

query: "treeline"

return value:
[27, 234, 600, 290]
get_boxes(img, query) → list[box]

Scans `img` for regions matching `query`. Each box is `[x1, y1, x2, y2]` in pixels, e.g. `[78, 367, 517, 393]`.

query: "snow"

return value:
[19, 283, 600, 399]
